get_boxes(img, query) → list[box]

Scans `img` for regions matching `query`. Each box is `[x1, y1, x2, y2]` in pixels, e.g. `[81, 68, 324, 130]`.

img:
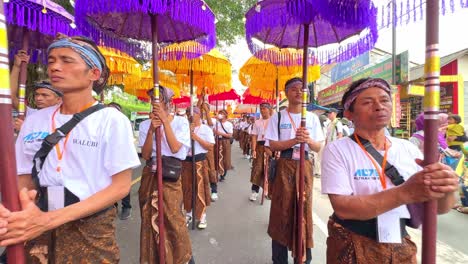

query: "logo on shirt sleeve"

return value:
[23, 132, 49, 143]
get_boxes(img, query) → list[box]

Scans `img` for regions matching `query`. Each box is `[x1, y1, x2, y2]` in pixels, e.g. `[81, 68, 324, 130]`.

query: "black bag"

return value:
[161, 156, 182, 182]
[350, 134, 423, 228]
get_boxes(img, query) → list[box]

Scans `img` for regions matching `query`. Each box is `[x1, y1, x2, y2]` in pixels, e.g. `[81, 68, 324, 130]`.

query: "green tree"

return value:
[205, 0, 257, 45]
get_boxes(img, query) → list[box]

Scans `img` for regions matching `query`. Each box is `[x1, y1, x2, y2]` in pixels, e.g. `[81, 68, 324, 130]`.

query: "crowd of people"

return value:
[0, 34, 464, 264]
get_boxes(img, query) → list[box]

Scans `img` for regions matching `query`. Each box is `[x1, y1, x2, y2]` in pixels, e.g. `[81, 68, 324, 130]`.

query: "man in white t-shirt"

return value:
[2, 35, 140, 262]
[321, 77, 458, 263]
[264, 77, 324, 264]
[249, 102, 273, 201]
[325, 108, 343, 144]
[140, 86, 195, 264]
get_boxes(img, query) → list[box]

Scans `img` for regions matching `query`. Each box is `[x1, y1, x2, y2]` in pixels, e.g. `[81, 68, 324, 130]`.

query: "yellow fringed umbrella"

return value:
[239, 55, 320, 100]
[159, 48, 232, 96]
[99, 46, 144, 96]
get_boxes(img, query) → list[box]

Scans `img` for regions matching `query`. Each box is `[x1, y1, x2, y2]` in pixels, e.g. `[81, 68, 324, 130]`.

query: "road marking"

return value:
[131, 176, 142, 186]
[313, 211, 328, 237]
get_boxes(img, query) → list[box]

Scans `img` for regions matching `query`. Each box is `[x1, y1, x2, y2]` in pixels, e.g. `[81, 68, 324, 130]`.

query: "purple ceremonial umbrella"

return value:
[4, 0, 79, 117]
[245, 0, 377, 262]
[75, 1, 216, 262]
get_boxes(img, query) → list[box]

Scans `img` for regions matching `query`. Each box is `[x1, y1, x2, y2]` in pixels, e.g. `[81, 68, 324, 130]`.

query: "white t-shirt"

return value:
[26, 106, 38, 116]
[326, 119, 343, 143]
[264, 110, 325, 151]
[215, 120, 233, 138]
[191, 124, 215, 155]
[239, 121, 249, 130]
[321, 136, 423, 219]
[139, 116, 191, 160]
[16, 104, 141, 200]
[252, 118, 270, 141]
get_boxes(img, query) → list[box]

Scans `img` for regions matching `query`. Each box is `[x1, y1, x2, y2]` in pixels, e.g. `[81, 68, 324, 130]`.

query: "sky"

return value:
[227, 6, 468, 94]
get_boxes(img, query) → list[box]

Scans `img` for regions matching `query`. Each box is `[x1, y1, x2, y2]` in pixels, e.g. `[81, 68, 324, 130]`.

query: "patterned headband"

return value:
[343, 78, 392, 111]
[285, 79, 303, 92]
[47, 35, 105, 72]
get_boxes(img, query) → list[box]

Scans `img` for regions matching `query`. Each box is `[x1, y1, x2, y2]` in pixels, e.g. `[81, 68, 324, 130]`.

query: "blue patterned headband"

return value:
[47, 37, 104, 72]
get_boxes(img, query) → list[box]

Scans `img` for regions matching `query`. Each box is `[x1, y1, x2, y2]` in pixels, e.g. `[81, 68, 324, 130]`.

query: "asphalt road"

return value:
[116, 144, 468, 264]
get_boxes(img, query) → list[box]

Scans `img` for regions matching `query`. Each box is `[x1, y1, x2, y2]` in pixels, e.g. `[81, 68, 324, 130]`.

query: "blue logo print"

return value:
[354, 169, 379, 180]
[23, 131, 49, 143]
[280, 123, 292, 129]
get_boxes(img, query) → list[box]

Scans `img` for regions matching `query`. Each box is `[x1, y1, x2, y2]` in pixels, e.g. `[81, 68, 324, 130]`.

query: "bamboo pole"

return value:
[0, 2, 26, 262]
[422, 1, 439, 263]
[190, 66, 197, 230]
[150, 14, 165, 264]
[17, 28, 29, 118]
[295, 23, 310, 264]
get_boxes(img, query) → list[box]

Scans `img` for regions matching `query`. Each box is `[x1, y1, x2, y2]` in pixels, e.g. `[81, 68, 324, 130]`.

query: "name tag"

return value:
[47, 186, 65, 211]
[377, 211, 402, 243]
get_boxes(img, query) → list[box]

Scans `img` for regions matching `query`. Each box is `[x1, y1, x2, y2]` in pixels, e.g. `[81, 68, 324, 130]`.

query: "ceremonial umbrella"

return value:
[75, 1, 216, 262]
[239, 52, 320, 109]
[5, 0, 78, 117]
[242, 88, 275, 105]
[245, 0, 377, 261]
[160, 48, 232, 97]
[0, 2, 26, 262]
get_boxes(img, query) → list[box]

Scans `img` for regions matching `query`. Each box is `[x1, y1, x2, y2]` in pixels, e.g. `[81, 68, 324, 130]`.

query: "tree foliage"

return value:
[205, 0, 257, 45]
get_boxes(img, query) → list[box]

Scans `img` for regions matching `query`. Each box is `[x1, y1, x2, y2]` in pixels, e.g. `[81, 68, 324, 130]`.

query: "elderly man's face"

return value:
[345, 87, 392, 130]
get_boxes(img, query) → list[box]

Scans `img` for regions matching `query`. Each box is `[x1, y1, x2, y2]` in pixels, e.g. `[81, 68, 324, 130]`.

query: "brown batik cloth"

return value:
[268, 158, 314, 256]
[26, 207, 119, 264]
[181, 159, 211, 220]
[139, 166, 192, 264]
[206, 148, 218, 184]
[238, 130, 246, 150]
[326, 218, 417, 264]
[215, 139, 232, 176]
[250, 144, 266, 187]
[241, 131, 251, 155]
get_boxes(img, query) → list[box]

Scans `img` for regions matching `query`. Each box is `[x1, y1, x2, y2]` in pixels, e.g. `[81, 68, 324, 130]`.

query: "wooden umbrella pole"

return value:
[150, 14, 165, 264]
[422, 1, 439, 263]
[296, 23, 310, 264]
[190, 66, 197, 230]
[275, 66, 279, 112]
[215, 100, 219, 175]
[18, 28, 29, 119]
[0, 3, 26, 262]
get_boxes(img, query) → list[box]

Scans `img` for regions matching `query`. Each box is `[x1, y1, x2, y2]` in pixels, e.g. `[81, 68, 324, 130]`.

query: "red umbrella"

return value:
[208, 89, 240, 103]
[242, 88, 275, 105]
[173, 95, 191, 106]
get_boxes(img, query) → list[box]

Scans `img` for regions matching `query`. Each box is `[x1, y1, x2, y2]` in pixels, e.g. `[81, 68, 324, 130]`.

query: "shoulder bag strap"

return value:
[31, 104, 106, 190]
[349, 134, 405, 186]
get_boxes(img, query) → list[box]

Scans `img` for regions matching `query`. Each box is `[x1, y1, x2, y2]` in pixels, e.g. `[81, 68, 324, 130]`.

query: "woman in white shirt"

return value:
[181, 107, 215, 229]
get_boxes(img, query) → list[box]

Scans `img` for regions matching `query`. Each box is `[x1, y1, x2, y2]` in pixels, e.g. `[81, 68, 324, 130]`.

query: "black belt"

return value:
[257, 141, 265, 146]
[184, 153, 207, 162]
[332, 213, 408, 241]
[218, 137, 230, 140]
[280, 148, 309, 160]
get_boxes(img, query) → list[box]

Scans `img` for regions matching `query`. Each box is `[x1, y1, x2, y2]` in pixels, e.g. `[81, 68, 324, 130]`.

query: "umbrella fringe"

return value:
[378, 0, 468, 28]
[5, 1, 77, 38]
[75, 0, 216, 59]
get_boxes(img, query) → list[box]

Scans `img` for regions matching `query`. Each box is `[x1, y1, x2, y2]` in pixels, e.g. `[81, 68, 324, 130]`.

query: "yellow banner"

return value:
[407, 85, 425, 96]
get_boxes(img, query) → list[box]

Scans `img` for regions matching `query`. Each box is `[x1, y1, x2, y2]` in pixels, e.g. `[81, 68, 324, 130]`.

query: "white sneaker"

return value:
[211, 193, 219, 202]
[249, 192, 258, 201]
[198, 213, 207, 229]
